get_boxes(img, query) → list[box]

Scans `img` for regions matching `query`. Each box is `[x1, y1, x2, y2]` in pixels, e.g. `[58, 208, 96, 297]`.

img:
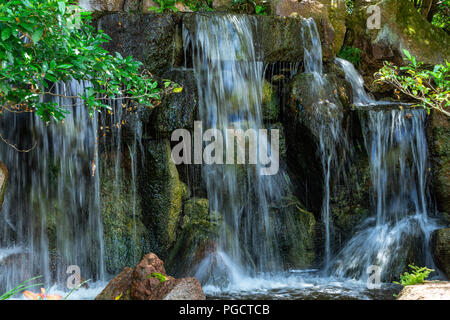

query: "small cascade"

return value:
[301, 18, 348, 269]
[334, 58, 394, 106]
[330, 109, 439, 281]
[0, 80, 105, 291]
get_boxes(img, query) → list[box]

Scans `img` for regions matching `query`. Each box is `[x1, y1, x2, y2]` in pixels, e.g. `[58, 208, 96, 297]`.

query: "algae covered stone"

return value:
[139, 139, 187, 259]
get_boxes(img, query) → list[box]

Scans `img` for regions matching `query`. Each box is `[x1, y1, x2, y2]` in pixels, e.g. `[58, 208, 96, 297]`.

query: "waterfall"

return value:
[0, 80, 105, 292]
[335, 57, 394, 106]
[301, 18, 348, 270]
[330, 109, 439, 281]
[185, 14, 300, 285]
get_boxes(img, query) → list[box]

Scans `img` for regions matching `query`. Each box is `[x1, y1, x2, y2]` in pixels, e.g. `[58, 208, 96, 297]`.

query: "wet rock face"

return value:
[96, 253, 205, 300]
[152, 69, 199, 136]
[100, 150, 151, 275]
[166, 198, 219, 276]
[98, 13, 183, 75]
[138, 139, 187, 259]
[267, 0, 347, 59]
[432, 228, 450, 279]
[0, 161, 7, 210]
[428, 111, 450, 225]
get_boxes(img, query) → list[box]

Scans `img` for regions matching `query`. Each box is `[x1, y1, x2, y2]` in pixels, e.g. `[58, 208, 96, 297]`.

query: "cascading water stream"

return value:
[331, 59, 440, 281]
[183, 15, 318, 289]
[185, 15, 283, 284]
[0, 80, 105, 292]
[330, 109, 439, 281]
[301, 18, 349, 270]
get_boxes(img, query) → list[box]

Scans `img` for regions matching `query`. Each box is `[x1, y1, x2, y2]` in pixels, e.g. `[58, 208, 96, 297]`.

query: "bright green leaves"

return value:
[31, 28, 44, 43]
[393, 264, 434, 286]
[1, 27, 11, 40]
[0, 0, 168, 123]
[375, 50, 450, 117]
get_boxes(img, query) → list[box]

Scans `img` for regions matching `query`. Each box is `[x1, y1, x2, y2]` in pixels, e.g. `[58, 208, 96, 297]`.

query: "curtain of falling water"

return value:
[301, 18, 348, 270]
[0, 80, 104, 291]
[184, 15, 290, 283]
[330, 109, 439, 281]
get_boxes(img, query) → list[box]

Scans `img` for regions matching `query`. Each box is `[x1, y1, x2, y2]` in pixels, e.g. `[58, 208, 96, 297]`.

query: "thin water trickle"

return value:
[301, 18, 349, 271]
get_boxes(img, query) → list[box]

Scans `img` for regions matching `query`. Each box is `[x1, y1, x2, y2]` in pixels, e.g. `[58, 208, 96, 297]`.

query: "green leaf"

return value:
[58, 1, 66, 14]
[1, 27, 11, 41]
[32, 28, 44, 43]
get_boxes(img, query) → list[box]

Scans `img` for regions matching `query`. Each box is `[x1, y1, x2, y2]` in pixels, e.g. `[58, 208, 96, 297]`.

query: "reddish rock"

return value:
[96, 253, 206, 300]
[0, 161, 7, 210]
[95, 267, 133, 300]
[131, 253, 169, 300]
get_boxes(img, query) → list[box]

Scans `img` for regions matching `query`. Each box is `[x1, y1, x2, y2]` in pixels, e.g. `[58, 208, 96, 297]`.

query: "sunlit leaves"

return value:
[0, 0, 167, 123]
[375, 50, 450, 117]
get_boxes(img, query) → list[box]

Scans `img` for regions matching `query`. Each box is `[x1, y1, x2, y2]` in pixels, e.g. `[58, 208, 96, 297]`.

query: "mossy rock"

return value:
[272, 195, 316, 269]
[98, 12, 183, 75]
[428, 111, 450, 225]
[346, 0, 450, 79]
[139, 139, 187, 259]
[100, 151, 151, 275]
[166, 198, 221, 275]
[262, 81, 279, 122]
[432, 228, 450, 279]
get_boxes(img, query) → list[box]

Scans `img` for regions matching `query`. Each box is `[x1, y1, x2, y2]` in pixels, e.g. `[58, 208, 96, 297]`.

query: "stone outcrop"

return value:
[397, 281, 450, 300]
[345, 0, 450, 80]
[100, 151, 150, 275]
[98, 13, 183, 75]
[96, 253, 205, 300]
[267, 0, 347, 59]
[138, 140, 188, 259]
[432, 228, 450, 279]
[0, 161, 7, 210]
[95, 267, 133, 300]
[166, 198, 219, 276]
[427, 111, 450, 225]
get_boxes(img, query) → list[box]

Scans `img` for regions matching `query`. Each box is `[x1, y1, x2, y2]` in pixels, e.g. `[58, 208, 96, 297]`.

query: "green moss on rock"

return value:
[139, 139, 186, 259]
[428, 111, 450, 225]
[166, 198, 220, 275]
[262, 81, 279, 122]
[101, 152, 150, 275]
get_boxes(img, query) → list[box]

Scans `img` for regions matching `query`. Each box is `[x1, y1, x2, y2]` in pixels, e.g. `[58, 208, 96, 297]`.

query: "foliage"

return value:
[147, 272, 167, 283]
[345, 0, 354, 14]
[375, 49, 450, 117]
[430, 0, 450, 32]
[337, 46, 363, 68]
[232, 0, 267, 15]
[0, 0, 167, 123]
[345, 0, 449, 32]
[0, 276, 43, 300]
[182, 0, 214, 12]
[147, 0, 179, 13]
[393, 264, 434, 286]
[148, 0, 214, 12]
